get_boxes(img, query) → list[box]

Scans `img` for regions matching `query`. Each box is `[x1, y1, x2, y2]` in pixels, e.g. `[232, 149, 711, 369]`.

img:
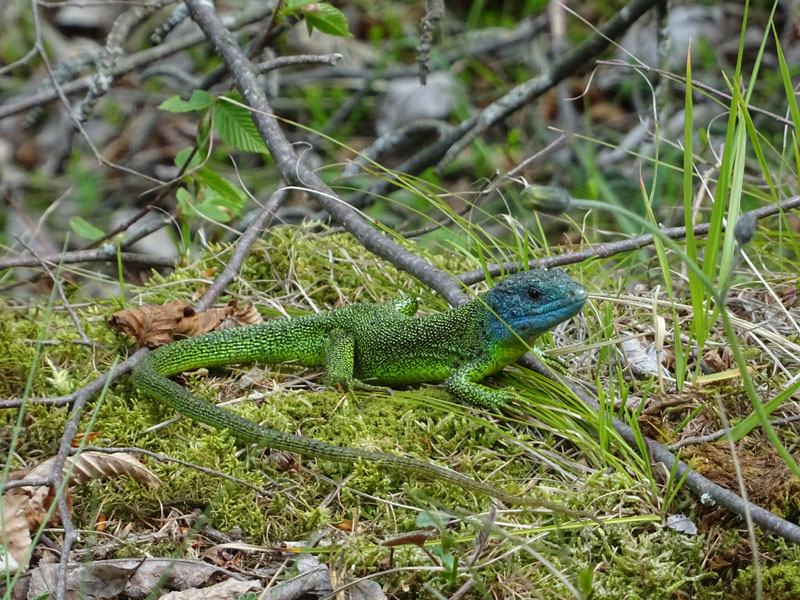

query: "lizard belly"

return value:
[353, 347, 473, 386]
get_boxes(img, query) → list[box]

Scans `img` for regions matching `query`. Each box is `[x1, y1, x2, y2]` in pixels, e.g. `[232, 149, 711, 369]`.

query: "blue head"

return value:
[484, 269, 587, 344]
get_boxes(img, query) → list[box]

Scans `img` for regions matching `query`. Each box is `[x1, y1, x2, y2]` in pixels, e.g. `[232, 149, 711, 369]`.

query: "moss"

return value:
[2, 226, 792, 597]
[732, 560, 800, 600]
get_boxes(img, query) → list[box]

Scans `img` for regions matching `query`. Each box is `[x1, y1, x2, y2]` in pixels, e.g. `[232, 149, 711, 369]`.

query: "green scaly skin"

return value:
[132, 269, 587, 508]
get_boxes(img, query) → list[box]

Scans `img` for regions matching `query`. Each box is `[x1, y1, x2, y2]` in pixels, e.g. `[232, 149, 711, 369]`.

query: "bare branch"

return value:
[183, 0, 468, 306]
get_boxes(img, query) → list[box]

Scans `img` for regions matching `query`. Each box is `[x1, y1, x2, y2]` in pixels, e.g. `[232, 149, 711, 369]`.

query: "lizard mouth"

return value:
[534, 287, 588, 316]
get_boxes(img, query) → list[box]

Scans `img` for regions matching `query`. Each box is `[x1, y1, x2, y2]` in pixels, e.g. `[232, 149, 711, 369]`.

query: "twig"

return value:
[458, 194, 800, 285]
[438, 0, 666, 170]
[183, 0, 467, 306]
[0, 247, 177, 270]
[669, 413, 800, 451]
[0, 4, 274, 120]
[417, 0, 443, 84]
[196, 187, 287, 311]
[342, 119, 453, 177]
[256, 53, 342, 73]
[73, 446, 277, 495]
[0, 348, 149, 410]
[596, 59, 793, 127]
[119, 213, 176, 250]
[480, 135, 568, 198]
[399, 204, 474, 240]
[88, 145, 200, 249]
[74, 0, 177, 122]
[278, 15, 547, 90]
[517, 354, 800, 544]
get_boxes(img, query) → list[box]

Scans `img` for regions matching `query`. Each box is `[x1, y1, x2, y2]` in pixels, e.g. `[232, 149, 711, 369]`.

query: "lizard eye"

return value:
[527, 287, 542, 301]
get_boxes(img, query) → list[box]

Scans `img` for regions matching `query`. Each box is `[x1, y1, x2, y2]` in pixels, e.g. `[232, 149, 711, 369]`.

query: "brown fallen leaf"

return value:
[110, 300, 261, 346]
[2, 451, 161, 570]
[26, 558, 250, 600]
[232, 301, 262, 326]
[109, 300, 194, 347]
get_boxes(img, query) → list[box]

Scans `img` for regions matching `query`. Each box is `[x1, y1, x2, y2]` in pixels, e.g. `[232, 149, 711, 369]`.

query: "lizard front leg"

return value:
[444, 356, 516, 409]
[387, 295, 419, 316]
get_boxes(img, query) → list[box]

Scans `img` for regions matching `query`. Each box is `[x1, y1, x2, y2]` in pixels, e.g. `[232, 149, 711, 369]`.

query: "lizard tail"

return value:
[132, 351, 582, 514]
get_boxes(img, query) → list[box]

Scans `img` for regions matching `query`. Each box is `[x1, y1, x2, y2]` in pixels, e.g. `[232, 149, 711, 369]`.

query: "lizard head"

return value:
[484, 269, 587, 343]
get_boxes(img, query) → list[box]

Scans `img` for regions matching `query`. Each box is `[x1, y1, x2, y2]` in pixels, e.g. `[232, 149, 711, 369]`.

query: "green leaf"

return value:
[281, 0, 316, 11]
[194, 168, 246, 221]
[174, 147, 202, 170]
[304, 3, 352, 38]
[159, 89, 213, 113]
[177, 184, 242, 223]
[69, 216, 105, 241]
[415, 510, 447, 530]
[194, 188, 235, 222]
[214, 101, 269, 153]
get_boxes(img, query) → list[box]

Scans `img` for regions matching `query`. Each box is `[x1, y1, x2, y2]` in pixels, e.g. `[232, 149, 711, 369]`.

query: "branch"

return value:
[519, 355, 800, 544]
[0, 247, 177, 271]
[183, 0, 468, 306]
[439, 0, 666, 169]
[0, 3, 274, 120]
[458, 195, 800, 285]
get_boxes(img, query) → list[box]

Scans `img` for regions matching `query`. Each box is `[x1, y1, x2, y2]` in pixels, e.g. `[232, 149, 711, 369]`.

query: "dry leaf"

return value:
[1, 452, 160, 570]
[0, 493, 31, 574]
[109, 300, 193, 347]
[702, 346, 735, 373]
[232, 301, 262, 326]
[173, 302, 236, 337]
[110, 300, 259, 346]
[26, 559, 242, 600]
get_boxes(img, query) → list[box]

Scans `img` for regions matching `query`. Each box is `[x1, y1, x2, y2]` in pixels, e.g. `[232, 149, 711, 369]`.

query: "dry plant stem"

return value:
[669, 413, 800, 451]
[458, 194, 800, 285]
[519, 355, 800, 544]
[182, 0, 467, 306]
[73, 446, 276, 495]
[196, 187, 287, 311]
[0, 247, 177, 270]
[257, 53, 342, 73]
[596, 59, 793, 127]
[0, 4, 274, 120]
[14, 237, 91, 344]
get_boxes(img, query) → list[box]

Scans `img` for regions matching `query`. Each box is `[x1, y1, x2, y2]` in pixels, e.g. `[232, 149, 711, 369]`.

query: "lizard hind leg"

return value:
[323, 329, 390, 392]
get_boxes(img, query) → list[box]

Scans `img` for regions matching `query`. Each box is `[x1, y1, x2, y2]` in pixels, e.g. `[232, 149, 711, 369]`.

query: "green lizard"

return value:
[131, 269, 587, 506]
